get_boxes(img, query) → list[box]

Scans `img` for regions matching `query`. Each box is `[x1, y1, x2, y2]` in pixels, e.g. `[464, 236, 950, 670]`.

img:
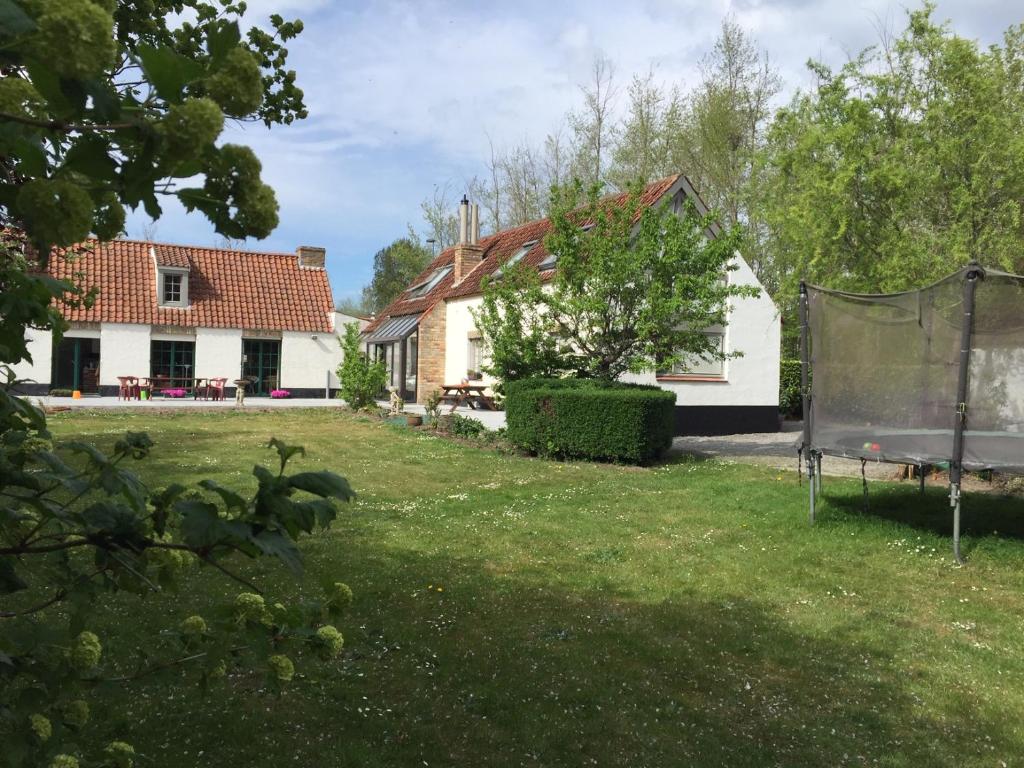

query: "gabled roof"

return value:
[44, 239, 334, 332]
[363, 173, 694, 336]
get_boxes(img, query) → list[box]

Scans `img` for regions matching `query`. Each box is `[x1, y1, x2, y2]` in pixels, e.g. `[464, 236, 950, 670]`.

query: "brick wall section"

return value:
[416, 302, 447, 403]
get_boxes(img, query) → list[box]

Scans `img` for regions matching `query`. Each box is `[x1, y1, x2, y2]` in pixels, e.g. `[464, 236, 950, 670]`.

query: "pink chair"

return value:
[117, 376, 139, 401]
[203, 377, 227, 401]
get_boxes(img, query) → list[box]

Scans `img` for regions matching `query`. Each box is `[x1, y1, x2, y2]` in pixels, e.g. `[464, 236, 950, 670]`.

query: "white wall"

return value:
[11, 326, 53, 385]
[99, 323, 151, 386]
[444, 296, 497, 389]
[194, 327, 242, 379]
[623, 256, 781, 406]
[280, 331, 340, 392]
[446, 256, 780, 408]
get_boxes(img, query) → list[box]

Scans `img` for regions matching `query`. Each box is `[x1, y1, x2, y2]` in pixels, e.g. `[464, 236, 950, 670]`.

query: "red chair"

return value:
[117, 376, 140, 400]
[203, 377, 227, 401]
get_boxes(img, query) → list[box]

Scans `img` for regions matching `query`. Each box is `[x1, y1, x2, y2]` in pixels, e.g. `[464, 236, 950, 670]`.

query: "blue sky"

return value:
[126, 0, 1023, 306]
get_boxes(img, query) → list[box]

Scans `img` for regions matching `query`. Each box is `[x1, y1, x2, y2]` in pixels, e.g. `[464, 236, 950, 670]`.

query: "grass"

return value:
[40, 408, 1024, 767]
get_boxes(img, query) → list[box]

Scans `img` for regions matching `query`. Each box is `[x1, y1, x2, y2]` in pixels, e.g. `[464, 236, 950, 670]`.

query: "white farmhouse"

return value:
[361, 174, 782, 435]
[12, 239, 364, 398]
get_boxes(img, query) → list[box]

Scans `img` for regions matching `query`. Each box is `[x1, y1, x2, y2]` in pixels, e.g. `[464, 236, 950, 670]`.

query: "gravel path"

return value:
[670, 423, 909, 481]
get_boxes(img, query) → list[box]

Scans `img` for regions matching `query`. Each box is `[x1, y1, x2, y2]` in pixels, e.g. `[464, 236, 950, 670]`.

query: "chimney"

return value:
[297, 245, 326, 269]
[453, 196, 483, 283]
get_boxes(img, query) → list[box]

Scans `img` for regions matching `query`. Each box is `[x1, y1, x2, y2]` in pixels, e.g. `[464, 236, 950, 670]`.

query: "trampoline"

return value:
[799, 264, 1024, 561]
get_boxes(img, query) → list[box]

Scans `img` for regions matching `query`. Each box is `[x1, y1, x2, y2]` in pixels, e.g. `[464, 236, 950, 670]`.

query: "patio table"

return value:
[440, 383, 495, 413]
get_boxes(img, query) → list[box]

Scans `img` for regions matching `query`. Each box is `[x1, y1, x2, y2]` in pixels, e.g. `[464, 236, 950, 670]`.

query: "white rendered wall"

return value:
[99, 324, 151, 386]
[446, 256, 780, 408]
[11, 327, 53, 385]
[280, 331, 341, 391]
[194, 327, 242, 379]
[623, 256, 781, 406]
[444, 296, 497, 389]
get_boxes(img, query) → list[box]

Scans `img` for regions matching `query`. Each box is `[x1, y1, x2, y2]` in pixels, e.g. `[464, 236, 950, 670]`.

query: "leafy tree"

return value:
[475, 181, 756, 383]
[758, 3, 1024, 311]
[470, 264, 566, 390]
[360, 236, 432, 314]
[337, 323, 386, 410]
[0, 2, 356, 765]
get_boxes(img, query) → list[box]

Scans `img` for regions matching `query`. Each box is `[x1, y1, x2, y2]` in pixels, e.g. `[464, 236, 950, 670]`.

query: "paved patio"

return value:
[25, 395, 507, 427]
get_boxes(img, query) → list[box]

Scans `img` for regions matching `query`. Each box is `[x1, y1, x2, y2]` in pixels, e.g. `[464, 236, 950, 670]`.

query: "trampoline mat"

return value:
[813, 425, 1024, 473]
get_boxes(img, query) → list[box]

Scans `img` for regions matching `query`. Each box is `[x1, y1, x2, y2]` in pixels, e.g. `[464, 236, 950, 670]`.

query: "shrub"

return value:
[48, 388, 73, 397]
[337, 323, 387, 410]
[446, 413, 487, 439]
[505, 378, 675, 464]
[779, 359, 804, 418]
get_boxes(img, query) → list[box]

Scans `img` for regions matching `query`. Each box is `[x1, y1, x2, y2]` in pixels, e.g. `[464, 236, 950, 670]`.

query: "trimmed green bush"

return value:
[505, 378, 675, 464]
[48, 388, 73, 397]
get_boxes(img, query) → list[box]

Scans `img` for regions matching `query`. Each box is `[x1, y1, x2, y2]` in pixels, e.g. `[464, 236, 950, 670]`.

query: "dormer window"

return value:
[494, 240, 538, 278]
[158, 269, 189, 307]
[406, 265, 452, 299]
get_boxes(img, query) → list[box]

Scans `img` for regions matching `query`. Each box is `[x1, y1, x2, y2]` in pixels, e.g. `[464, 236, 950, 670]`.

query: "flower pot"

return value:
[72, 390, 81, 399]
[406, 414, 423, 427]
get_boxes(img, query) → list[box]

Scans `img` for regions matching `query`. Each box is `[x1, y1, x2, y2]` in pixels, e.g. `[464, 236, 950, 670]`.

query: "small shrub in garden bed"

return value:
[446, 414, 487, 439]
[505, 378, 675, 464]
[270, 389, 291, 399]
[48, 388, 73, 397]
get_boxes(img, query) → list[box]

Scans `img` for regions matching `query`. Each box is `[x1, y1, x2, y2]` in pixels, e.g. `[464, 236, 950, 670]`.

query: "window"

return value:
[159, 270, 188, 307]
[150, 340, 195, 389]
[537, 252, 557, 270]
[493, 240, 537, 277]
[658, 332, 726, 379]
[407, 266, 453, 299]
[467, 337, 483, 380]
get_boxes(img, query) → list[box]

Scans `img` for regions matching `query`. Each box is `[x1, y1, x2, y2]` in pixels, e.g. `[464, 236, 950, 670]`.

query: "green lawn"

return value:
[44, 409, 1024, 767]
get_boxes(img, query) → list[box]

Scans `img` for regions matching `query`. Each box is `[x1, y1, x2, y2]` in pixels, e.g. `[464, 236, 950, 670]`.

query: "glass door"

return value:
[150, 340, 196, 390]
[52, 337, 101, 393]
[242, 339, 281, 395]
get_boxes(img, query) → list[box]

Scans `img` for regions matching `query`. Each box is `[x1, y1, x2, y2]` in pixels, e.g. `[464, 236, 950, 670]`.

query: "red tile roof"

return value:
[45, 239, 334, 332]
[363, 174, 687, 335]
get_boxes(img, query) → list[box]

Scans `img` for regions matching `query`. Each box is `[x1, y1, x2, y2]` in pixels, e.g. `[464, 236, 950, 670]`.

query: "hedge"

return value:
[504, 378, 675, 464]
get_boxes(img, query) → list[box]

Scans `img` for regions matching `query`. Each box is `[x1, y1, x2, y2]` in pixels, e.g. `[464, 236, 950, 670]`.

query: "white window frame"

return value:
[658, 331, 726, 380]
[158, 268, 189, 308]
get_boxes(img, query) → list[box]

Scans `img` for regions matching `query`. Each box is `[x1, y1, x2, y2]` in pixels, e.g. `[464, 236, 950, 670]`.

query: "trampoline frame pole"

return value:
[949, 266, 981, 565]
[800, 281, 815, 524]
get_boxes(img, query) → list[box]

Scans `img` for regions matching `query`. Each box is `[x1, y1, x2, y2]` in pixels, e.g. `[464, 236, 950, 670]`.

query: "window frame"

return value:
[656, 331, 727, 382]
[158, 268, 189, 308]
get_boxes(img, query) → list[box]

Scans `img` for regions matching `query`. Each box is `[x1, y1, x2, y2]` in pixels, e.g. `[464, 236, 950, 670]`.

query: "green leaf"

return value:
[199, 479, 248, 514]
[137, 44, 203, 103]
[288, 471, 355, 502]
[62, 136, 118, 181]
[251, 530, 302, 576]
[0, 0, 36, 38]
[0, 558, 28, 595]
[177, 499, 223, 549]
[267, 437, 305, 473]
[207, 20, 241, 62]
[292, 498, 338, 530]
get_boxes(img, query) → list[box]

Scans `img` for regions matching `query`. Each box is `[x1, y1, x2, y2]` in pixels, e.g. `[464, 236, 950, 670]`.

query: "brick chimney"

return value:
[452, 197, 482, 283]
[297, 245, 326, 269]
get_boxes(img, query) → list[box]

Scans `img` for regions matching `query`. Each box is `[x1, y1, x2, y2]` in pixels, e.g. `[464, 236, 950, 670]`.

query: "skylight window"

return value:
[493, 240, 538, 278]
[538, 253, 557, 270]
[406, 265, 452, 298]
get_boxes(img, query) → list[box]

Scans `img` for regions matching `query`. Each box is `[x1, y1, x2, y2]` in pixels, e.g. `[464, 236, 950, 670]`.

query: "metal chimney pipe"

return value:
[458, 195, 469, 245]
[470, 204, 479, 245]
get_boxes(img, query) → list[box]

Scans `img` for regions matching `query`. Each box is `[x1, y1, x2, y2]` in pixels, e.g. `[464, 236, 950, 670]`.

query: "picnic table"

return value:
[440, 383, 495, 412]
[141, 376, 212, 399]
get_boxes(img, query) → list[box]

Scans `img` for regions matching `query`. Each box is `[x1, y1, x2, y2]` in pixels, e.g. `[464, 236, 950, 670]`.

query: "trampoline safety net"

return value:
[804, 266, 1024, 474]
